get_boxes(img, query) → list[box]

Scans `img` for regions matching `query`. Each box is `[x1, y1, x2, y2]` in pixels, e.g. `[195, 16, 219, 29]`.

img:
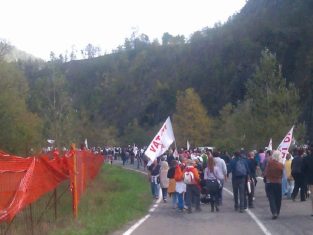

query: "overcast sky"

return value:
[0, 0, 247, 60]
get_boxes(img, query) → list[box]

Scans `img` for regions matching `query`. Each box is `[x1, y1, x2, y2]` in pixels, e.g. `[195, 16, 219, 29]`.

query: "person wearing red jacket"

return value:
[184, 159, 201, 213]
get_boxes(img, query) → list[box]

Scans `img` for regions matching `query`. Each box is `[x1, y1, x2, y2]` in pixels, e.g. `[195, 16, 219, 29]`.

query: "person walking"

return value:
[213, 151, 227, 205]
[148, 159, 161, 200]
[302, 145, 313, 216]
[183, 159, 201, 213]
[204, 154, 222, 212]
[167, 160, 178, 208]
[291, 148, 306, 201]
[160, 160, 170, 202]
[229, 151, 250, 213]
[247, 151, 258, 208]
[263, 150, 284, 219]
[285, 153, 294, 199]
[174, 162, 186, 212]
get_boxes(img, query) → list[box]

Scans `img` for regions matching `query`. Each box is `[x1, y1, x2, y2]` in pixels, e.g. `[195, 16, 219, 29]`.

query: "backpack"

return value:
[235, 158, 247, 176]
[183, 170, 195, 184]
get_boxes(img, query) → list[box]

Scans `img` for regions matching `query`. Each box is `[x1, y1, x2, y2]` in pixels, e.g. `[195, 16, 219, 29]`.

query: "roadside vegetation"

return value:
[48, 164, 151, 235]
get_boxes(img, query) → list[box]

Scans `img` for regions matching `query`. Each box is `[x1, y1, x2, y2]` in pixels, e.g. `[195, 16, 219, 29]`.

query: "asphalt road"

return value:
[111, 162, 313, 235]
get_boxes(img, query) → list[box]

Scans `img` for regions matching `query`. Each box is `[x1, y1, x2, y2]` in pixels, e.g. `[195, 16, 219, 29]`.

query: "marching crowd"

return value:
[144, 145, 313, 220]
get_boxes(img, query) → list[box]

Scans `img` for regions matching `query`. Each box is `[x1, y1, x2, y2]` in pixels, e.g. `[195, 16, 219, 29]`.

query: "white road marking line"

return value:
[223, 187, 272, 235]
[122, 166, 161, 235]
[123, 214, 151, 235]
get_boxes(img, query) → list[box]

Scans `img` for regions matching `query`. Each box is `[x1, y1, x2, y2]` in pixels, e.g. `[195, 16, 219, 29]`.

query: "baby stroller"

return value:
[200, 178, 211, 204]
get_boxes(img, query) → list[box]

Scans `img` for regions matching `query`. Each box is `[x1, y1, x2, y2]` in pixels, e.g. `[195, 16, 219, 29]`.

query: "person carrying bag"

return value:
[204, 154, 222, 212]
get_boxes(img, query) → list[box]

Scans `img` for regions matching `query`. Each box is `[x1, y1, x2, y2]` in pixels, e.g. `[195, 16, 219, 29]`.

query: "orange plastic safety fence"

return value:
[0, 150, 104, 223]
[69, 150, 104, 217]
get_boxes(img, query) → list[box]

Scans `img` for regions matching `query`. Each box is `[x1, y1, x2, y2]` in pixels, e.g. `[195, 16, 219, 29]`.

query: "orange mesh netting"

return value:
[0, 150, 104, 223]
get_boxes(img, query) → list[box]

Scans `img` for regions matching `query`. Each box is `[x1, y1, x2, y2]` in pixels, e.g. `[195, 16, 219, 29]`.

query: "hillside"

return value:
[9, 0, 312, 150]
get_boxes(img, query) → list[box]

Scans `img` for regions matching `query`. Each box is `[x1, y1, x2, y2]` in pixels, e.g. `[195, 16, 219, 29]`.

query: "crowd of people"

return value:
[42, 141, 313, 219]
[144, 145, 313, 220]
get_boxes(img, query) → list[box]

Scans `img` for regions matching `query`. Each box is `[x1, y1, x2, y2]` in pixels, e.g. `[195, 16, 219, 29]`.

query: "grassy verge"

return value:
[48, 164, 151, 235]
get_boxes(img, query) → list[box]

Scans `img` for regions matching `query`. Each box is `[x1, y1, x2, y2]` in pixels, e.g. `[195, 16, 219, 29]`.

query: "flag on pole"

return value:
[84, 138, 88, 149]
[47, 139, 55, 144]
[144, 117, 175, 162]
[277, 126, 294, 160]
[187, 140, 190, 151]
[267, 138, 272, 151]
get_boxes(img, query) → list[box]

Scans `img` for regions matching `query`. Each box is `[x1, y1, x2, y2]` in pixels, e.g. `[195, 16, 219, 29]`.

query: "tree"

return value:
[212, 101, 255, 151]
[29, 63, 76, 148]
[0, 62, 42, 154]
[213, 49, 302, 151]
[162, 32, 185, 46]
[173, 88, 212, 148]
[245, 49, 301, 147]
[120, 119, 149, 146]
[0, 39, 12, 61]
[81, 43, 101, 59]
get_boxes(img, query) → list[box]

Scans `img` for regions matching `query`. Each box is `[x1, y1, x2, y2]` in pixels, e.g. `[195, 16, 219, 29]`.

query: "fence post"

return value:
[54, 189, 57, 220]
[73, 151, 78, 218]
[29, 204, 34, 235]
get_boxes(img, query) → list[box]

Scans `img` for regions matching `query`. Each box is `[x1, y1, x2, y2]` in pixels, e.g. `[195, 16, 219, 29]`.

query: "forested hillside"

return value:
[1, 0, 313, 154]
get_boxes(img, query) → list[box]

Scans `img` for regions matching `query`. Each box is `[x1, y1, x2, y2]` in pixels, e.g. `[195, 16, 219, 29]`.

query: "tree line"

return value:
[0, 0, 311, 154]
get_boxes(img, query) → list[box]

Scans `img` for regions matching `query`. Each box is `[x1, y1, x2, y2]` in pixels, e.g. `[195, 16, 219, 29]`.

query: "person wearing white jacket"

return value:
[213, 151, 227, 205]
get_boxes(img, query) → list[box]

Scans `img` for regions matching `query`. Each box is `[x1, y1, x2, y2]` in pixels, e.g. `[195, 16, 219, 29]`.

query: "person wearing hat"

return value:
[183, 159, 201, 213]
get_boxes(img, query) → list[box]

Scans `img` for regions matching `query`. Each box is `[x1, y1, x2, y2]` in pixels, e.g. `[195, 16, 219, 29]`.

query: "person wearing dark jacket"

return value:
[302, 145, 313, 216]
[148, 160, 161, 200]
[229, 151, 250, 213]
[291, 148, 306, 201]
[247, 151, 258, 208]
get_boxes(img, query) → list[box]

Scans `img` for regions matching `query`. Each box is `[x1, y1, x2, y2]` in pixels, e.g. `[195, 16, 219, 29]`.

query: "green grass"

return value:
[48, 164, 151, 235]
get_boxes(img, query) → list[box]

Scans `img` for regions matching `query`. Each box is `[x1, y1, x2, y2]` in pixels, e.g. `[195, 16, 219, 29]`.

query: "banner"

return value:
[145, 117, 175, 162]
[187, 140, 190, 150]
[277, 126, 294, 159]
[267, 138, 272, 151]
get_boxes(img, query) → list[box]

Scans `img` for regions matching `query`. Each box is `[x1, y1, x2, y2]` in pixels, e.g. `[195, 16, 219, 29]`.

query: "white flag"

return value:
[277, 126, 294, 159]
[145, 117, 175, 162]
[187, 140, 190, 150]
[267, 138, 272, 151]
[47, 139, 55, 144]
[84, 138, 88, 149]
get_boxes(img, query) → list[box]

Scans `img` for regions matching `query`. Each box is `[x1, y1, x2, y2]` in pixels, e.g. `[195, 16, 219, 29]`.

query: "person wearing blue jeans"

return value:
[177, 192, 184, 211]
[171, 192, 178, 208]
[150, 177, 160, 199]
[175, 180, 186, 212]
[148, 160, 161, 199]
